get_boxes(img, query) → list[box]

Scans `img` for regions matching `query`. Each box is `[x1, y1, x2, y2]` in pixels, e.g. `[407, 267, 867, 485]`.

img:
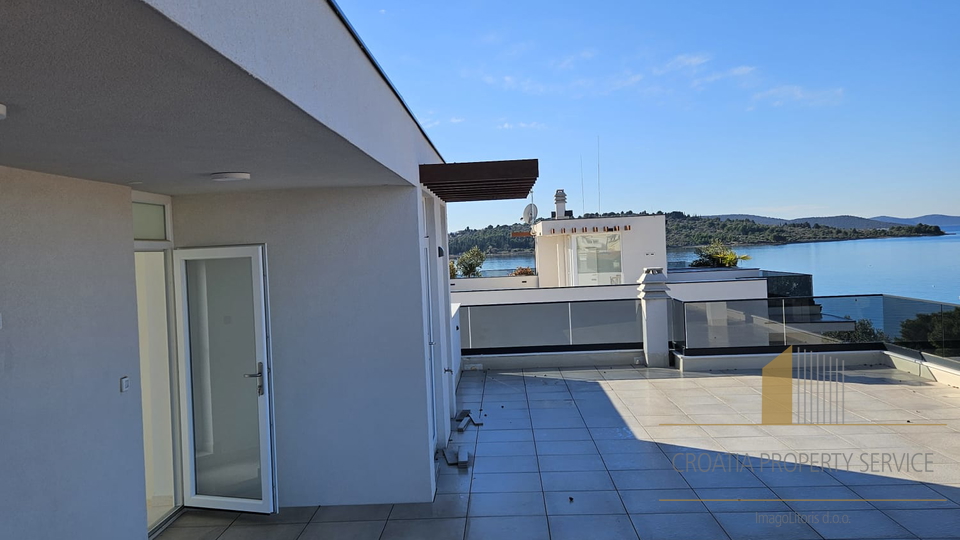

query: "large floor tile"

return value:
[470, 472, 542, 493]
[232, 506, 317, 524]
[609, 469, 688, 490]
[680, 469, 764, 489]
[536, 440, 599, 455]
[217, 524, 306, 540]
[806, 510, 913, 539]
[619, 488, 706, 514]
[155, 527, 226, 540]
[473, 455, 539, 473]
[298, 521, 385, 540]
[312, 504, 393, 522]
[631, 512, 729, 540]
[389, 493, 469, 519]
[884, 508, 960, 538]
[533, 428, 592, 441]
[467, 492, 545, 516]
[850, 483, 959, 509]
[538, 454, 607, 472]
[693, 487, 790, 512]
[602, 451, 675, 470]
[170, 509, 239, 527]
[771, 485, 875, 511]
[541, 470, 615, 491]
[477, 429, 534, 443]
[380, 518, 466, 540]
[713, 511, 821, 540]
[543, 490, 625, 515]
[474, 441, 537, 456]
[547, 515, 639, 540]
[465, 516, 550, 540]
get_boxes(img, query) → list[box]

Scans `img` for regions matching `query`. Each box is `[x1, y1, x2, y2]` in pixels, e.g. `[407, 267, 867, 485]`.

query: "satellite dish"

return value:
[521, 203, 538, 224]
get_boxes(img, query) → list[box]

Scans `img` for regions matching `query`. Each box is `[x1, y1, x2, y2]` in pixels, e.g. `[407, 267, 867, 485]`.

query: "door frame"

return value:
[172, 244, 277, 514]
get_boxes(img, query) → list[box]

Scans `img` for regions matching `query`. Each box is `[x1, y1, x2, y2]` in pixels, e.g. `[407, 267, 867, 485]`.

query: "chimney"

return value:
[554, 189, 568, 219]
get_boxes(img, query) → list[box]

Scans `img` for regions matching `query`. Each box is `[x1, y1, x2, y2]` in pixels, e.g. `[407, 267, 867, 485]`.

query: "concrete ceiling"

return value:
[0, 0, 409, 195]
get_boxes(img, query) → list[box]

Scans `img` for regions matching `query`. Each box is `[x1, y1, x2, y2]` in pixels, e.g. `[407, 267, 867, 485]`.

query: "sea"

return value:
[476, 226, 960, 305]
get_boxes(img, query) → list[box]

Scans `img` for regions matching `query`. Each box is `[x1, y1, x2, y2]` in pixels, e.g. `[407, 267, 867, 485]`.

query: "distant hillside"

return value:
[448, 211, 946, 255]
[712, 214, 899, 229]
[871, 214, 960, 227]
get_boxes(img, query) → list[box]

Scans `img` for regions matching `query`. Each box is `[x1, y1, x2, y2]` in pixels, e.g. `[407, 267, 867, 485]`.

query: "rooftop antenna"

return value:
[597, 136, 602, 215]
[579, 155, 585, 217]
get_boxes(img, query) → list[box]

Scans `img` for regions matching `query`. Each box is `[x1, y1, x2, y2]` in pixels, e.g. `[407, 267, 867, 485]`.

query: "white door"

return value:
[173, 245, 275, 514]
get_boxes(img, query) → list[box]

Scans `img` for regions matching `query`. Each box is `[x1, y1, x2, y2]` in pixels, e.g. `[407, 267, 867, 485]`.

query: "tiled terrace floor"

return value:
[162, 366, 960, 540]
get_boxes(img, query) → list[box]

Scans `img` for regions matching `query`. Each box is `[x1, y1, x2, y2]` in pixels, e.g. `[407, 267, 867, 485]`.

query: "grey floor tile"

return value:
[541, 470, 614, 491]
[850, 483, 959, 509]
[602, 452, 675, 470]
[477, 430, 534, 443]
[609, 469, 688, 490]
[473, 455, 539, 473]
[389, 494, 469, 519]
[752, 467, 843, 487]
[807, 509, 913, 539]
[530, 416, 586, 429]
[595, 439, 661, 454]
[475, 441, 537, 456]
[297, 521, 385, 540]
[826, 468, 920, 486]
[312, 504, 393, 522]
[470, 472, 542, 493]
[713, 512, 821, 540]
[535, 440, 598, 455]
[771, 485, 875, 511]
[437, 472, 472, 494]
[380, 518, 466, 540]
[693, 487, 790, 512]
[538, 454, 607, 472]
[543, 490, 625, 515]
[232, 506, 318, 524]
[218, 523, 306, 540]
[155, 527, 226, 540]
[465, 516, 549, 540]
[478, 417, 532, 430]
[170, 509, 239, 527]
[467, 492, 545, 516]
[533, 428, 592, 441]
[631, 512, 729, 540]
[547, 515, 639, 540]
[884, 508, 960, 538]
[619, 488, 707, 514]
[590, 426, 647, 440]
[680, 469, 764, 489]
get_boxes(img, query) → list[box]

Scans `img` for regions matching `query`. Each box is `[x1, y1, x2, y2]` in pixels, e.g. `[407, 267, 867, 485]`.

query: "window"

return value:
[575, 234, 622, 285]
[133, 202, 167, 241]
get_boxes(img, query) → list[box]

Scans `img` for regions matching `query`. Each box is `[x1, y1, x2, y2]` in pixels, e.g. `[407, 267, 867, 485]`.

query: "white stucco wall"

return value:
[450, 276, 540, 291]
[172, 185, 436, 505]
[534, 215, 667, 287]
[0, 167, 146, 539]
[141, 0, 443, 183]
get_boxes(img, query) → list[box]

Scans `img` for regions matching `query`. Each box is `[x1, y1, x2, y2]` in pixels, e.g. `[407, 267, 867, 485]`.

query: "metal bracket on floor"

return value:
[455, 409, 483, 432]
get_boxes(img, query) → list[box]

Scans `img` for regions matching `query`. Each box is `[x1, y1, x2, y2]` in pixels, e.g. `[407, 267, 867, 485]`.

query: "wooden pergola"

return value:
[419, 159, 538, 202]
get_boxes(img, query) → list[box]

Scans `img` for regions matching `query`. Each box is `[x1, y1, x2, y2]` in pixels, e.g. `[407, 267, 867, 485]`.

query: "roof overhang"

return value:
[419, 159, 538, 203]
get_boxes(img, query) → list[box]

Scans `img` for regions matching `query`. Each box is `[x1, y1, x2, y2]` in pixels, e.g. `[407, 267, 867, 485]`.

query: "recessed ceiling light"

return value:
[0, 104, 6, 120]
[211, 172, 251, 182]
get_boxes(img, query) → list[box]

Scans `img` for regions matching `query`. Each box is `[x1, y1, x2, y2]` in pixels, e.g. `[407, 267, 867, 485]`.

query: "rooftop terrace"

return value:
[159, 364, 960, 540]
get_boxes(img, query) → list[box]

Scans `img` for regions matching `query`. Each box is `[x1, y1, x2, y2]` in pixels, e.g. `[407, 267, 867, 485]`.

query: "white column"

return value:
[638, 267, 671, 368]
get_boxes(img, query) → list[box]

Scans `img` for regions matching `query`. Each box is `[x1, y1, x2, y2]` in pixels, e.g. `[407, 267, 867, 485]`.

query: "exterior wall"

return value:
[143, 0, 443, 183]
[667, 279, 768, 302]
[669, 268, 763, 281]
[450, 276, 539, 291]
[172, 185, 436, 505]
[534, 215, 667, 287]
[0, 167, 146, 539]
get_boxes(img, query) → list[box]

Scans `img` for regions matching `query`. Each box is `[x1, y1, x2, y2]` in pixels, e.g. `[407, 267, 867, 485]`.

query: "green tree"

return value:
[456, 246, 486, 278]
[449, 260, 457, 279]
[824, 318, 889, 343]
[689, 240, 752, 268]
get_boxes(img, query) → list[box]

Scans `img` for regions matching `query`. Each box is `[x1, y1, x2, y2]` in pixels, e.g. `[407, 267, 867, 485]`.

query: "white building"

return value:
[0, 2, 537, 538]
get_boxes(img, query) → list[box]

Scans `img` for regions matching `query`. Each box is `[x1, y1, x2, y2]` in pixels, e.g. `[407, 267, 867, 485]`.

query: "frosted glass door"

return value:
[174, 246, 275, 514]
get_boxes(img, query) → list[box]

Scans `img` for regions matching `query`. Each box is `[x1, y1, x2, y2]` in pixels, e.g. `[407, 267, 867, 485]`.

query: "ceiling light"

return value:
[210, 172, 251, 182]
[0, 104, 6, 120]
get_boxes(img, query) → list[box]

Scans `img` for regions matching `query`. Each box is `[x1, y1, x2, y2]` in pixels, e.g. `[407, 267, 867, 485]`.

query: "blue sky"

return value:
[337, 1, 960, 231]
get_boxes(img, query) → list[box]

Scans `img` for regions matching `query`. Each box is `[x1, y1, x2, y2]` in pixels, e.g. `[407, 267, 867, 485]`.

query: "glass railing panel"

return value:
[780, 295, 884, 345]
[467, 302, 571, 349]
[943, 304, 960, 359]
[670, 298, 686, 349]
[569, 300, 641, 346]
[683, 299, 778, 349]
[882, 296, 946, 353]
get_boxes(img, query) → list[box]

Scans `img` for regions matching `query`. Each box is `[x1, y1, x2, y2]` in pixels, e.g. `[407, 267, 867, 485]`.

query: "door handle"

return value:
[243, 362, 264, 396]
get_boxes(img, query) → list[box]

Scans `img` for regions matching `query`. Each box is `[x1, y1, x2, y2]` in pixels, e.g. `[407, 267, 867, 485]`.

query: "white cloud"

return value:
[498, 121, 545, 130]
[378, 9, 386, 15]
[692, 65, 756, 88]
[752, 85, 844, 106]
[422, 119, 441, 128]
[449, 117, 464, 124]
[654, 53, 711, 75]
[555, 48, 598, 70]
[607, 71, 644, 92]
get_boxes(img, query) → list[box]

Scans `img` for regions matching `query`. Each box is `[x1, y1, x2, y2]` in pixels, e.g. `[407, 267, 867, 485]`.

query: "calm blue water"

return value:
[475, 227, 960, 304]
